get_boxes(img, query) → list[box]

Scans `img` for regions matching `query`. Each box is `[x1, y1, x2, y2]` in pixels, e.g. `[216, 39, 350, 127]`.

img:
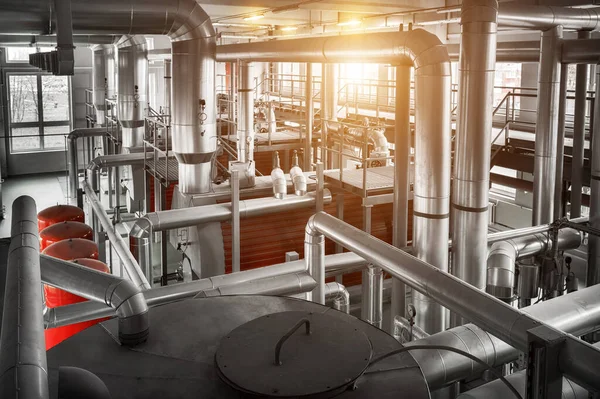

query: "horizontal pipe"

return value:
[498, 4, 600, 30]
[87, 152, 150, 171]
[562, 38, 600, 64]
[0, 34, 119, 46]
[305, 212, 600, 391]
[83, 180, 150, 290]
[197, 272, 316, 297]
[0, 196, 48, 399]
[40, 255, 148, 345]
[130, 189, 332, 239]
[485, 216, 588, 245]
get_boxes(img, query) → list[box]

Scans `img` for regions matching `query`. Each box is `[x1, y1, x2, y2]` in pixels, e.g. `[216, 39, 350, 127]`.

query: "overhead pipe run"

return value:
[40, 255, 149, 345]
[451, 0, 498, 327]
[0, 196, 49, 399]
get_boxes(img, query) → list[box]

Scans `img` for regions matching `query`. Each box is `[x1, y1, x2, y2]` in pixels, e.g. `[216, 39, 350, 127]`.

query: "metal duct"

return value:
[561, 39, 600, 64]
[105, 44, 117, 100]
[87, 153, 151, 171]
[40, 255, 149, 345]
[0, 34, 118, 46]
[588, 65, 600, 287]
[163, 59, 171, 115]
[0, 196, 49, 399]
[498, 4, 600, 30]
[533, 26, 563, 225]
[116, 35, 148, 149]
[554, 66, 568, 219]
[91, 45, 109, 124]
[304, 211, 600, 391]
[130, 189, 332, 239]
[237, 61, 254, 164]
[198, 271, 316, 298]
[218, 29, 452, 335]
[324, 282, 350, 314]
[451, 0, 498, 327]
[67, 128, 108, 199]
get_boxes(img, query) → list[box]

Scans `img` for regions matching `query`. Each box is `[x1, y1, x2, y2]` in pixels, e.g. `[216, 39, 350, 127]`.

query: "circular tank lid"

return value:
[216, 311, 373, 398]
[42, 238, 99, 260]
[40, 221, 93, 241]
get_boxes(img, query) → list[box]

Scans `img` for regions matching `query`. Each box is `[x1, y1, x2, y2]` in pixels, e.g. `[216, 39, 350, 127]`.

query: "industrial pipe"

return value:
[324, 282, 350, 314]
[410, 282, 600, 389]
[197, 271, 316, 298]
[91, 45, 109, 124]
[588, 64, 600, 287]
[289, 150, 307, 196]
[561, 39, 600, 64]
[305, 211, 600, 391]
[237, 61, 254, 164]
[304, 63, 313, 170]
[533, 26, 563, 225]
[0, 196, 49, 399]
[554, 65, 568, 219]
[498, 4, 600, 30]
[116, 35, 148, 148]
[83, 180, 150, 290]
[130, 189, 332, 239]
[68, 128, 108, 199]
[40, 255, 149, 345]
[87, 152, 150, 171]
[451, 0, 498, 327]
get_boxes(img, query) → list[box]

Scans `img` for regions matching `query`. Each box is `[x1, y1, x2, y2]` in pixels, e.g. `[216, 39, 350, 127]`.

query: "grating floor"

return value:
[324, 166, 396, 191]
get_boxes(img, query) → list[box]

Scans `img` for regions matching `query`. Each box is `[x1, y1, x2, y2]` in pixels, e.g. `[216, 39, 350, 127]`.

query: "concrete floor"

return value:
[0, 173, 69, 238]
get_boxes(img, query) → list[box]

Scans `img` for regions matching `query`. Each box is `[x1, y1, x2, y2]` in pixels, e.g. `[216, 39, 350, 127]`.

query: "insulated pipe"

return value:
[570, 31, 592, 218]
[324, 282, 350, 314]
[83, 180, 150, 290]
[105, 44, 117, 100]
[163, 59, 171, 115]
[304, 63, 313, 170]
[0, 196, 49, 399]
[497, 5, 600, 30]
[588, 65, 600, 287]
[561, 39, 600, 64]
[271, 152, 286, 199]
[451, 0, 498, 327]
[322, 63, 339, 168]
[237, 61, 254, 163]
[554, 65, 568, 219]
[304, 212, 600, 391]
[87, 153, 151, 171]
[39, 254, 149, 345]
[91, 45, 109, 124]
[196, 272, 316, 297]
[289, 151, 307, 196]
[0, 34, 119, 46]
[130, 189, 332, 239]
[533, 26, 563, 225]
[411, 283, 600, 390]
[116, 35, 148, 149]
[67, 128, 108, 199]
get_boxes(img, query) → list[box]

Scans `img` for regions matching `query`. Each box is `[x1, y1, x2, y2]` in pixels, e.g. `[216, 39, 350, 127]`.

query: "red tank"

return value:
[42, 238, 99, 260]
[38, 204, 85, 232]
[39, 221, 93, 251]
[44, 258, 110, 350]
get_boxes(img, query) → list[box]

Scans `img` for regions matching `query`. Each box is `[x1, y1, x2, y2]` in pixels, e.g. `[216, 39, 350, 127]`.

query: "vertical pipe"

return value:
[554, 66, 569, 219]
[369, 265, 383, 328]
[305, 221, 325, 304]
[164, 59, 171, 116]
[237, 61, 254, 163]
[391, 64, 411, 330]
[305, 63, 313, 171]
[570, 31, 592, 218]
[0, 196, 49, 399]
[231, 170, 240, 273]
[323, 64, 339, 169]
[451, 0, 498, 328]
[588, 65, 600, 287]
[533, 26, 563, 225]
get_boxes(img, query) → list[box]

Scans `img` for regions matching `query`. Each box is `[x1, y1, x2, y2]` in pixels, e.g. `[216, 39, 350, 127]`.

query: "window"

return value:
[6, 47, 38, 63]
[8, 74, 71, 153]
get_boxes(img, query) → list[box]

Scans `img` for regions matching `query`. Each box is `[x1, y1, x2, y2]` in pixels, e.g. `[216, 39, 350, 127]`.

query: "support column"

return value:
[391, 65, 411, 331]
[304, 63, 313, 171]
[533, 26, 563, 225]
[570, 30, 592, 218]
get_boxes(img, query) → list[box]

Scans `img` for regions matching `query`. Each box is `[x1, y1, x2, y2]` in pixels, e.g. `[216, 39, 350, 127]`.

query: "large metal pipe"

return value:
[237, 61, 254, 163]
[39, 255, 149, 345]
[0, 34, 119, 46]
[116, 35, 148, 149]
[554, 65, 568, 219]
[588, 65, 600, 287]
[533, 26, 563, 225]
[304, 63, 313, 170]
[451, 0, 498, 327]
[67, 128, 108, 199]
[83, 180, 150, 290]
[570, 31, 592, 218]
[0, 196, 48, 399]
[498, 4, 600, 30]
[561, 39, 600, 64]
[87, 152, 150, 171]
[163, 58, 171, 115]
[198, 271, 316, 298]
[91, 45, 109, 124]
[305, 211, 600, 391]
[322, 63, 339, 168]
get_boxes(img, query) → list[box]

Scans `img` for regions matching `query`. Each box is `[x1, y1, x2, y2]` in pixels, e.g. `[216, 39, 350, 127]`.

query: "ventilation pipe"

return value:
[0, 196, 48, 399]
[105, 44, 117, 100]
[451, 0, 498, 326]
[589, 65, 600, 287]
[116, 35, 148, 149]
[91, 45, 109, 124]
[218, 30, 452, 334]
[290, 150, 307, 196]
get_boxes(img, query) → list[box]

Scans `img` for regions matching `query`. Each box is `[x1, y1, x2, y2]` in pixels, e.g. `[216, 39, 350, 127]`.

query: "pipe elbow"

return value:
[167, 1, 216, 42]
[130, 217, 152, 239]
[115, 291, 149, 346]
[271, 167, 286, 199]
[305, 213, 326, 240]
[290, 166, 307, 196]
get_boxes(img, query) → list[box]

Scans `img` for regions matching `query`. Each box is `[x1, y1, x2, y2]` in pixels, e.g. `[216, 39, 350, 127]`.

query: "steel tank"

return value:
[37, 204, 85, 231]
[42, 238, 99, 260]
[39, 221, 93, 251]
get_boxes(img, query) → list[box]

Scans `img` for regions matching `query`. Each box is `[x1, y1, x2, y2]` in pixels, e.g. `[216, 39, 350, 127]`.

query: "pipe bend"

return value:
[130, 217, 153, 239]
[116, 292, 149, 346]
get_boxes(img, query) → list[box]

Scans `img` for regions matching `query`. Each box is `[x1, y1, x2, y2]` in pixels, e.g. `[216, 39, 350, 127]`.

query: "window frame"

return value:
[7, 71, 72, 153]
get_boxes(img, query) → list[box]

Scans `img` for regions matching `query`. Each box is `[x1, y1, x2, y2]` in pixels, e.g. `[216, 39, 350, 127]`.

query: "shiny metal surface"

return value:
[561, 39, 600, 64]
[569, 31, 591, 218]
[305, 222, 325, 304]
[198, 272, 316, 298]
[67, 128, 108, 199]
[83, 181, 150, 290]
[92, 45, 110, 123]
[410, 283, 600, 389]
[105, 44, 117, 99]
[87, 152, 149, 171]
[533, 26, 563, 225]
[304, 63, 313, 170]
[451, 0, 498, 321]
[391, 65, 411, 330]
[178, 163, 213, 194]
[554, 66, 568, 219]
[304, 212, 600, 391]
[40, 255, 149, 345]
[588, 66, 600, 287]
[116, 35, 148, 148]
[237, 62, 254, 163]
[0, 196, 48, 399]
[486, 241, 516, 299]
[498, 4, 600, 30]
[322, 63, 338, 168]
[324, 282, 350, 314]
[163, 59, 171, 115]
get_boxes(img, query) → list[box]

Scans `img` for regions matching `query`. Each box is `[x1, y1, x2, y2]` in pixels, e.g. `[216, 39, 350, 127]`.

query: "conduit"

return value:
[588, 65, 600, 287]
[67, 128, 108, 199]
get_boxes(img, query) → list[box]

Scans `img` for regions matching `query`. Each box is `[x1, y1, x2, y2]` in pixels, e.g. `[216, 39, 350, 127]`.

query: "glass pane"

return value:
[43, 125, 68, 149]
[11, 126, 41, 152]
[42, 76, 70, 121]
[6, 47, 37, 62]
[9, 75, 39, 123]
